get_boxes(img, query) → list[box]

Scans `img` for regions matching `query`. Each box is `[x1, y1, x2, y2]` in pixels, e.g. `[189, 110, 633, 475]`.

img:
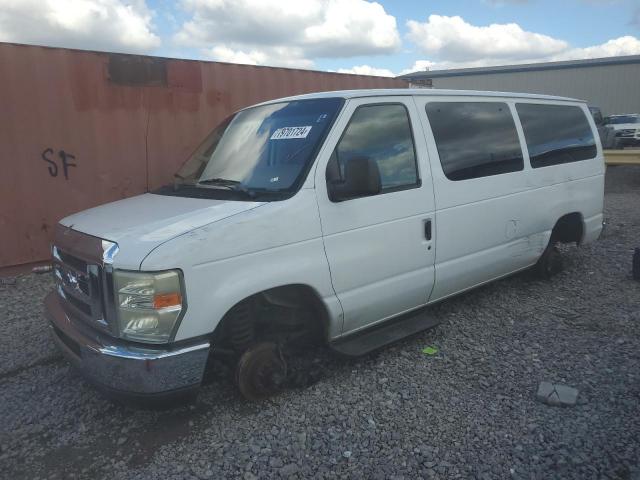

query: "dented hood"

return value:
[59, 193, 264, 268]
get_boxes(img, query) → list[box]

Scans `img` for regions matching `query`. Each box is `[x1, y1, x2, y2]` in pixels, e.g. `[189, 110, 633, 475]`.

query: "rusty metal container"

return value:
[0, 43, 406, 270]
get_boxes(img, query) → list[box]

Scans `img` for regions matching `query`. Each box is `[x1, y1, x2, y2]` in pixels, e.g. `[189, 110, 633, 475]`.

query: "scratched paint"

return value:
[0, 43, 406, 269]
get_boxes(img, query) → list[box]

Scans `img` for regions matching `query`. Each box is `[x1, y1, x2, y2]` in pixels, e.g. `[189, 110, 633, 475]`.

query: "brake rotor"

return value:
[235, 342, 287, 400]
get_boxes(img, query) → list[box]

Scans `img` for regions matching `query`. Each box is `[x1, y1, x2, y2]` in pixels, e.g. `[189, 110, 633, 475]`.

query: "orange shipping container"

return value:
[0, 43, 406, 270]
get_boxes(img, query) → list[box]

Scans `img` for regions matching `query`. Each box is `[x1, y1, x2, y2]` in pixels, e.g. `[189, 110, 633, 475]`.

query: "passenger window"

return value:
[425, 102, 524, 181]
[328, 104, 419, 193]
[516, 103, 597, 168]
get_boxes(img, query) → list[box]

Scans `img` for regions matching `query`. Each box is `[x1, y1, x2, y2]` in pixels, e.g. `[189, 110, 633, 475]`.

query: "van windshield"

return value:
[165, 97, 344, 201]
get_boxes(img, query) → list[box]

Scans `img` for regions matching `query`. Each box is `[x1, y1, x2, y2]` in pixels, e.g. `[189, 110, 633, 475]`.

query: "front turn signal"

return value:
[153, 292, 182, 310]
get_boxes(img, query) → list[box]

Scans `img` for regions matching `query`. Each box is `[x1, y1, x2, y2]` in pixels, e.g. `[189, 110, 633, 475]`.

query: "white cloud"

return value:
[398, 60, 438, 76]
[403, 15, 640, 74]
[551, 35, 640, 60]
[336, 65, 395, 77]
[302, 0, 400, 57]
[208, 46, 268, 66]
[0, 0, 160, 53]
[175, 0, 400, 68]
[407, 15, 567, 63]
[207, 45, 314, 69]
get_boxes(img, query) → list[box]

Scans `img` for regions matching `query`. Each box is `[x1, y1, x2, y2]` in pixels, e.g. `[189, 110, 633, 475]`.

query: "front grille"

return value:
[53, 245, 112, 333]
[617, 129, 635, 137]
[57, 249, 88, 272]
[51, 224, 119, 336]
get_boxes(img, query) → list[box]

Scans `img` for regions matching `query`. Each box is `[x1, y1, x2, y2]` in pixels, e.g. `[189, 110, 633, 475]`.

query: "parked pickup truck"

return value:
[603, 114, 640, 147]
[45, 89, 605, 401]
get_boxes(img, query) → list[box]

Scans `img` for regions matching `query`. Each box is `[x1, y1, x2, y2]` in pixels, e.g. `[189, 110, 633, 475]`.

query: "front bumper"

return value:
[615, 130, 640, 146]
[45, 292, 210, 399]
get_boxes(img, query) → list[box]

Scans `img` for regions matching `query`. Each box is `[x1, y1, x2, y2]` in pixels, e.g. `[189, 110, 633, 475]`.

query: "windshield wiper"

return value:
[198, 178, 262, 199]
[198, 177, 242, 187]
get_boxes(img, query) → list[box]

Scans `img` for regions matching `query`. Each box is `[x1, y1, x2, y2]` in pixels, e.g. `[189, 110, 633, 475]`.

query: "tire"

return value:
[533, 243, 563, 279]
[633, 248, 640, 281]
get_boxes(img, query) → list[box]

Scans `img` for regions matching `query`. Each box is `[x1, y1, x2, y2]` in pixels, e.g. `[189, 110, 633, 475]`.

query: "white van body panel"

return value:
[416, 97, 539, 299]
[413, 96, 605, 301]
[140, 189, 342, 341]
[59, 193, 264, 270]
[314, 96, 436, 335]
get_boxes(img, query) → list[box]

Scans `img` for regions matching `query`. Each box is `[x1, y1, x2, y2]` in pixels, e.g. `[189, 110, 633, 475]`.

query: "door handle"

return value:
[424, 219, 432, 241]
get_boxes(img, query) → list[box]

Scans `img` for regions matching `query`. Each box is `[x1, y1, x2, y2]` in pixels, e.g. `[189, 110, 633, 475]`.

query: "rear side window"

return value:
[425, 102, 524, 181]
[516, 104, 597, 168]
[332, 103, 419, 191]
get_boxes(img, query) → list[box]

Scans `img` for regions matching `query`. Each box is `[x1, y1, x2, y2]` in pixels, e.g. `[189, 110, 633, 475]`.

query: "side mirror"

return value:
[328, 157, 382, 202]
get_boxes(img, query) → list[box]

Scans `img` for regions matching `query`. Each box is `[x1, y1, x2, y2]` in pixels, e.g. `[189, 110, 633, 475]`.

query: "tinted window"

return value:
[331, 104, 419, 191]
[516, 103, 597, 168]
[425, 102, 524, 181]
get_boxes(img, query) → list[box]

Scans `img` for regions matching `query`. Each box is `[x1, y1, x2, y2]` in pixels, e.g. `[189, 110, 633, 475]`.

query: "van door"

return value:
[414, 97, 541, 302]
[315, 97, 436, 335]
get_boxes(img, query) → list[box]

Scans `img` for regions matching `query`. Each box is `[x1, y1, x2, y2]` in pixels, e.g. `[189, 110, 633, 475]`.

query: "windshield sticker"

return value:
[270, 126, 312, 140]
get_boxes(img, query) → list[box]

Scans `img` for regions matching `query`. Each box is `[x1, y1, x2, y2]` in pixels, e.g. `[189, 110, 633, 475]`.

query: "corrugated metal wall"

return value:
[429, 62, 640, 115]
[0, 43, 406, 269]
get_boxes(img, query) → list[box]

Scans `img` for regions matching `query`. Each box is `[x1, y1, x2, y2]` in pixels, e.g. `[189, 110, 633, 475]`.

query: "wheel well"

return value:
[212, 284, 330, 354]
[551, 212, 584, 245]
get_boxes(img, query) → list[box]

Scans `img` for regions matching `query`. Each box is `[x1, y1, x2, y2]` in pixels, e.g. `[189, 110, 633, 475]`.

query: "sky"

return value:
[0, 0, 639, 76]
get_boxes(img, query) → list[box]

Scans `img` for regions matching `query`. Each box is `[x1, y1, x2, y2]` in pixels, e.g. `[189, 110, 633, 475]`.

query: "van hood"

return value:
[60, 193, 264, 268]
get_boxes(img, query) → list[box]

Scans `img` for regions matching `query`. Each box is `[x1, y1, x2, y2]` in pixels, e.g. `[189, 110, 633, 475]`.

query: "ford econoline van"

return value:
[45, 89, 604, 400]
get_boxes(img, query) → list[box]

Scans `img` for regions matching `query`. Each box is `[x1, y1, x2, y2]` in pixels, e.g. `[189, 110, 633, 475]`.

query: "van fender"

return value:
[148, 237, 342, 342]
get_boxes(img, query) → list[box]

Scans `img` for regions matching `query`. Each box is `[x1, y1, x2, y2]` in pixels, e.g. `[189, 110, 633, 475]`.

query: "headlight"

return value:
[113, 270, 185, 344]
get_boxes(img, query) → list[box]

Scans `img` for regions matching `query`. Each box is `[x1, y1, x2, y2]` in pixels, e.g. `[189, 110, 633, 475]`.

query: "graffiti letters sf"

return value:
[42, 148, 77, 180]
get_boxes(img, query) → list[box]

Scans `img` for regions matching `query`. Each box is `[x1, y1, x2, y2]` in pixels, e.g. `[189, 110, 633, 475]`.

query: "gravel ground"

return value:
[1, 166, 639, 480]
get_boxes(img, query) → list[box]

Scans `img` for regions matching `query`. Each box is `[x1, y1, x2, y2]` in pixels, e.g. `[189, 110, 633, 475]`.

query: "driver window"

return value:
[327, 103, 420, 192]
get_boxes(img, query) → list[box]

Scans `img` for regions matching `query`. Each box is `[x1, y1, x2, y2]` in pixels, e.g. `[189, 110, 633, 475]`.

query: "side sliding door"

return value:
[415, 96, 544, 302]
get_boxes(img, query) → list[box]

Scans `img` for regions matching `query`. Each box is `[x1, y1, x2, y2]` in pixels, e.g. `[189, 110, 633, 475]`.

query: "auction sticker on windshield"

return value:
[270, 126, 312, 140]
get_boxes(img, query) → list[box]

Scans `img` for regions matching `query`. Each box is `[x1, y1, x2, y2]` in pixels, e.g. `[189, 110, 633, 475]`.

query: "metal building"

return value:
[399, 55, 640, 115]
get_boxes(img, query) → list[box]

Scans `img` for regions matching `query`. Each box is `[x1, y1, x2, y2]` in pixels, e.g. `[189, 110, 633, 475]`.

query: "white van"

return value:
[45, 89, 604, 401]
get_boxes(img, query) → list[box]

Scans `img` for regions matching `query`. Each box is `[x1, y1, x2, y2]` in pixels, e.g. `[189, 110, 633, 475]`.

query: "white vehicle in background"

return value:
[604, 114, 640, 147]
[45, 89, 605, 402]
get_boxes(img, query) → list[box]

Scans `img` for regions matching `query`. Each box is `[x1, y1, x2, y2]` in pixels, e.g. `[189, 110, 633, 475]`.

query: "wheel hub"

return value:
[235, 342, 287, 400]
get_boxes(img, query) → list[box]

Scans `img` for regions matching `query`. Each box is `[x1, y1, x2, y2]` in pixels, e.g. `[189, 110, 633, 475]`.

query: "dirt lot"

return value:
[1, 167, 639, 480]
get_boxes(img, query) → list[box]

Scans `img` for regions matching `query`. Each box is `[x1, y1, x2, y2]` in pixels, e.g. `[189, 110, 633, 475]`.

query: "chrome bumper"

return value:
[45, 292, 210, 397]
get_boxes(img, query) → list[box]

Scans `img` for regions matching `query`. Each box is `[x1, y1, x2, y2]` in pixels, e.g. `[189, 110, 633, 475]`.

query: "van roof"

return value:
[258, 88, 582, 105]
